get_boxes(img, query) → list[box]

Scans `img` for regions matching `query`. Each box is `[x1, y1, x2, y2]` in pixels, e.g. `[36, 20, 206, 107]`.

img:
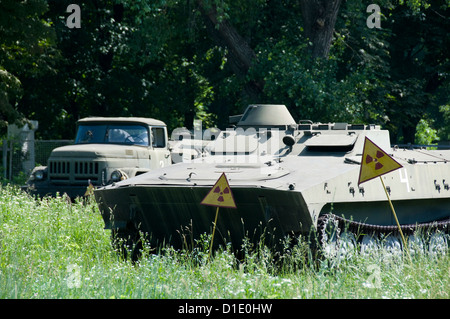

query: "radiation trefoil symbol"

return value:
[213, 184, 230, 202]
[365, 150, 385, 171]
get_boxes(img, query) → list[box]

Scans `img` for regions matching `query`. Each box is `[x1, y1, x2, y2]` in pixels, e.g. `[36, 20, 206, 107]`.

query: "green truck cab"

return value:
[23, 117, 171, 198]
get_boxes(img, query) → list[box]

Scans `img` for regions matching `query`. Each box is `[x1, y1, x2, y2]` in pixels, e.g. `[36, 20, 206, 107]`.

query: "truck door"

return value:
[149, 126, 171, 169]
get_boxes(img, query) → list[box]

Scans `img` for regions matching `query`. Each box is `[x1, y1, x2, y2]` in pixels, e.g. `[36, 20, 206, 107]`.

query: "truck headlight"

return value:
[35, 170, 45, 180]
[110, 170, 128, 182]
[33, 169, 46, 181]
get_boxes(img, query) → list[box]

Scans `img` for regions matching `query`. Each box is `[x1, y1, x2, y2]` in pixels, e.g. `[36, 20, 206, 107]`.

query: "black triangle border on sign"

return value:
[358, 136, 403, 186]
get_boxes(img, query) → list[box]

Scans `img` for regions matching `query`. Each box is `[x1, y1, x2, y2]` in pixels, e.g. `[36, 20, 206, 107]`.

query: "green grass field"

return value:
[0, 184, 448, 299]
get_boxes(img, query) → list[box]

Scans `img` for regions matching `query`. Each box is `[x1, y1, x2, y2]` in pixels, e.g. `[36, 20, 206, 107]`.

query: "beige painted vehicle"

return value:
[23, 117, 171, 198]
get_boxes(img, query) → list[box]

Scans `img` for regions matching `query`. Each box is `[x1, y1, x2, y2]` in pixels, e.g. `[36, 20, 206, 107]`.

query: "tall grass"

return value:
[0, 184, 448, 299]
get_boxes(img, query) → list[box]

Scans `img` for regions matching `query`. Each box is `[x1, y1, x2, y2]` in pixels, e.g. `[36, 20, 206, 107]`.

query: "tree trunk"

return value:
[197, 0, 263, 102]
[300, 0, 342, 58]
[197, 1, 255, 76]
[402, 123, 419, 144]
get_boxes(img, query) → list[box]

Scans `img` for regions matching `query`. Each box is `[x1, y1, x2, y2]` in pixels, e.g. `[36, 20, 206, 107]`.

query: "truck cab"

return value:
[23, 117, 171, 198]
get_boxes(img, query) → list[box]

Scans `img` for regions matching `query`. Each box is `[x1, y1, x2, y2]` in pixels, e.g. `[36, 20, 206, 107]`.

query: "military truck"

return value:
[23, 117, 171, 198]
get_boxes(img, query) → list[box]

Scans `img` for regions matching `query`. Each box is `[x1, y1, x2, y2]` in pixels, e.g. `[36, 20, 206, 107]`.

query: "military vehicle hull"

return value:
[95, 155, 450, 251]
[94, 105, 450, 254]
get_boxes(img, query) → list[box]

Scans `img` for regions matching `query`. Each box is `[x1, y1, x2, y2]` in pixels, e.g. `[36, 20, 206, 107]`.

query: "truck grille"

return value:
[49, 160, 100, 185]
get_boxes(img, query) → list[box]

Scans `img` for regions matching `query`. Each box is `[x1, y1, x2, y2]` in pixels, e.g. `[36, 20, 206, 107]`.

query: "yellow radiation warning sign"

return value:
[200, 173, 237, 209]
[358, 137, 403, 185]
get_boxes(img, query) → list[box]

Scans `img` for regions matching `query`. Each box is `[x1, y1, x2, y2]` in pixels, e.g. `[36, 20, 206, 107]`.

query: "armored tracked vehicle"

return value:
[94, 105, 450, 255]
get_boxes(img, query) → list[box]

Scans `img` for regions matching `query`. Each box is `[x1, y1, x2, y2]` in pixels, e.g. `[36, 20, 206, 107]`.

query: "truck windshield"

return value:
[75, 124, 149, 146]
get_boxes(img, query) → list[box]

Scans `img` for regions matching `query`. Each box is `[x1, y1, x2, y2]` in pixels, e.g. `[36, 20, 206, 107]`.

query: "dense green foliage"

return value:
[0, 185, 449, 299]
[0, 0, 449, 143]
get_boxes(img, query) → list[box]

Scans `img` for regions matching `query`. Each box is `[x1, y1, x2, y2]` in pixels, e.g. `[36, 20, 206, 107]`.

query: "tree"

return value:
[299, 0, 342, 58]
[5, 0, 448, 145]
[382, 1, 450, 143]
[0, 0, 56, 133]
[195, 0, 343, 113]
